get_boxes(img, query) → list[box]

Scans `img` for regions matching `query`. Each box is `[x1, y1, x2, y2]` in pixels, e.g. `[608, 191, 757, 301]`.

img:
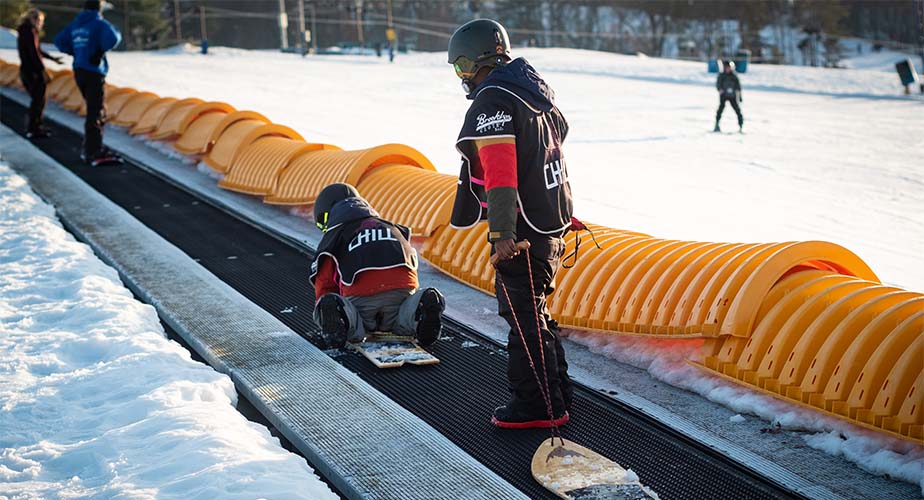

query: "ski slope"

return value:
[7, 44, 916, 292]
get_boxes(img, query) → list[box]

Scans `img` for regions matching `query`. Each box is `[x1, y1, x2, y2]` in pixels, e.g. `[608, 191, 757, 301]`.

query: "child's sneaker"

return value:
[316, 294, 349, 349]
[414, 288, 444, 347]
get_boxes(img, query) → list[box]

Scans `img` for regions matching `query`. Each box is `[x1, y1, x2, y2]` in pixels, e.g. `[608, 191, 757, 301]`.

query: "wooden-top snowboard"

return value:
[532, 438, 658, 500]
[349, 333, 439, 369]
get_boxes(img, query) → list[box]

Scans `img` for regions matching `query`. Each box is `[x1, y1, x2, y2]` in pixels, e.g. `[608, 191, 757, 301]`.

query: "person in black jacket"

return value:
[715, 60, 743, 133]
[448, 19, 574, 429]
[16, 8, 63, 139]
[310, 183, 445, 349]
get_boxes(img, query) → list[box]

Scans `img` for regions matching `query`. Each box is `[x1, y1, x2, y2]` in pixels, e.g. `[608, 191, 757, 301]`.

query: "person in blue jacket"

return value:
[54, 0, 122, 165]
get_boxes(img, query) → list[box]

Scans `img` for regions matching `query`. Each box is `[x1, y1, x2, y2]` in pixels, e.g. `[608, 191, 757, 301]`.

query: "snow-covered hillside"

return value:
[0, 161, 336, 499]
[8, 44, 916, 291]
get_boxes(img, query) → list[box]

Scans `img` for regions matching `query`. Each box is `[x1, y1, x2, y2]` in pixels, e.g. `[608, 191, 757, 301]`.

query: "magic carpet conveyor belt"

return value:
[2, 94, 805, 500]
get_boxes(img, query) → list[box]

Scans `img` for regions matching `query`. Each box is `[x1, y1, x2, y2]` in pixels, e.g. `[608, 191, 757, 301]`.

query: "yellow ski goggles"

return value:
[315, 212, 329, 231]
[452, 56, 479, 80]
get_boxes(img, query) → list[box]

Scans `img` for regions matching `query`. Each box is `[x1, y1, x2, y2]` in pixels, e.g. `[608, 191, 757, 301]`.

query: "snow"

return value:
[0, 28, 15, 50]
[0, 161, 337, 499]
[1, 40, 922, 495]
[730, 414, 746, 423]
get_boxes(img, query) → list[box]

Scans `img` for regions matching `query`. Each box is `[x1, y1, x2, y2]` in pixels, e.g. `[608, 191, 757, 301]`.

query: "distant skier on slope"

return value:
[447, 19, 574, 429]
[714, 60, 744, 133]
[309, 183, 445, 349]
[53, 0, 122, 166]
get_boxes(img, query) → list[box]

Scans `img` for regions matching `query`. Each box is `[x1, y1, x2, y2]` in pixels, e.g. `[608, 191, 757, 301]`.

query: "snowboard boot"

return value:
[26, 126, 51, 139]
[713, 120, 721, 133]
[492, 402, 569, 429]
[414, 288, 445, 347]
[316, 294, 349, 349]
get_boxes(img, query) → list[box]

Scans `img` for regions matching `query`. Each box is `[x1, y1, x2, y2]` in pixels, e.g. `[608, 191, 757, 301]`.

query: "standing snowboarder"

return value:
[16, 8, 63, 139]
[53, 0, 122, 165]
[310, 183, 445, 349]
[448, 19, 574, 429]
[714, 60, 744, 133]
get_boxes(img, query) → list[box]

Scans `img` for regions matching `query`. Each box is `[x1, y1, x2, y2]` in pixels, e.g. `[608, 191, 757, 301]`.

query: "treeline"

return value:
[3, 1, 921, 66]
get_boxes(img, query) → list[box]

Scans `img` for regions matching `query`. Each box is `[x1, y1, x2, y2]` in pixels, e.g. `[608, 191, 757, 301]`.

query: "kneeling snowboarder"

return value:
[310, 183, 445, 349]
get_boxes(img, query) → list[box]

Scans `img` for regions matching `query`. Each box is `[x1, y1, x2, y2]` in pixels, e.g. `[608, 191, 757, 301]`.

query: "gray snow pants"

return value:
[313, 288, 424, 342]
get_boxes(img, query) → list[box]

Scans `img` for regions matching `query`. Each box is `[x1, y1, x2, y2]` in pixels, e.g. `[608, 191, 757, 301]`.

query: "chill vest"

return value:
[451, 85, 573, 236]
[310, 206, 417, 287]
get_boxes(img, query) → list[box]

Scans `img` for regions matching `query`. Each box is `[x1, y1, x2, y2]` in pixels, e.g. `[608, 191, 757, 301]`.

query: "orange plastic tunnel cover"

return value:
[111, 92, 160, 127]
[0, 62, 19, 86]
[265, 144, 436, 206]
[357, 165, 457, 237]
[46, 71, 76, 101]
[200, 112, 272, 173]
[147, 99, 218, 141]
[171, 102, 239, 155]
[104, 87, 139, 118]
[129, 97, 180, 135]
[219, 138, 340, 196]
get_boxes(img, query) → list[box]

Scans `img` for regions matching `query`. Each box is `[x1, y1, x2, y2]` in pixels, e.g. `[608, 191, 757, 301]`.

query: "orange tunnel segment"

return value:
[265, 144, 435, 206]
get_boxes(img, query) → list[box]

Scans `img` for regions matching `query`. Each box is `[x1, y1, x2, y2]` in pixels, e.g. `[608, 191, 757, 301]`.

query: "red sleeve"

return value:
[477, 139, 517, 191]
[314, 257, 341, 303]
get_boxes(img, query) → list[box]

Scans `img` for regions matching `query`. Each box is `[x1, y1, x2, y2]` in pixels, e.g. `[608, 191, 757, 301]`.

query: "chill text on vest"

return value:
[349, 228, 398, 252]
[544, 159, 568, 189]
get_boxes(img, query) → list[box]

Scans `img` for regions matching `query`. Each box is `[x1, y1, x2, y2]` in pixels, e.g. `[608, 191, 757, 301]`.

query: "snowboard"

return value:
[349, 333, 439, 369]
[532, 438, 658, 500]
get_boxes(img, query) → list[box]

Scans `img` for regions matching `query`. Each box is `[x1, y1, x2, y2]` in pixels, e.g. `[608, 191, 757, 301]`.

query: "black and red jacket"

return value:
[451, 58, 573, 242]
[310, 197, 418, 300]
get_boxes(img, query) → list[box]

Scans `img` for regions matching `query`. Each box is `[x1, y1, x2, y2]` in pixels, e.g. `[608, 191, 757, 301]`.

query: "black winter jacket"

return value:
[451, 58, 573, 239]
[310, 198, 417, 286]
[717, 72, 741, 98]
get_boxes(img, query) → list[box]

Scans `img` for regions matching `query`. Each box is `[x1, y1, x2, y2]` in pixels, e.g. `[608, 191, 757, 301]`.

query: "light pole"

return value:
[199, 4, 208, 54]
[310, 1, 318, 53]
[297, 0, 307, 54]
[278, 0, 289, 50]
[355, 0, 364, 46]
[174, 0, 182, 44]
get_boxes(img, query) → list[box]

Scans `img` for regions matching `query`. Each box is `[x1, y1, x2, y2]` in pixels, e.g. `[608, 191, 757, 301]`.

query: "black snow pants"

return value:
[493, 228, 573, 417]
[74, 68, 106, 158]
[716, 94, 743, 127]
[20, 69, 47, 133]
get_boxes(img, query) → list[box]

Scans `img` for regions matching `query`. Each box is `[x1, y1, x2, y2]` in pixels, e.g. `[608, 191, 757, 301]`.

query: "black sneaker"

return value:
[492, 403, 569, 429]
[414, 288, 444, 347]
[316, 294, 348, 349]
[80, 148, 123, 167]
[26, 127, 51, 139]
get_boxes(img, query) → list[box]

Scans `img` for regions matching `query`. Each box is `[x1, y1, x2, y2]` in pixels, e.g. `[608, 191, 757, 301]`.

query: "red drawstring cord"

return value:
[495, 251, 561, 438]
[562, 216, 602, 269]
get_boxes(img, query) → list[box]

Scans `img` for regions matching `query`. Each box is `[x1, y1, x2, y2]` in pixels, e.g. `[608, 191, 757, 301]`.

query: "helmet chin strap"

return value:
[461, 80, 473, 94]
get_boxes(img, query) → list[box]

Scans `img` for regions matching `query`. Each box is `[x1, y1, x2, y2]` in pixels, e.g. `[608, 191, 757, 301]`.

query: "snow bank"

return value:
[564, 329, 924, 494]
[0, 162, 336, 499]
[0, 28, 15, 50]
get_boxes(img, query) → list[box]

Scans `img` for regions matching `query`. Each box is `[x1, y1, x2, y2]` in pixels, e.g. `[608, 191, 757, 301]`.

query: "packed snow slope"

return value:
[0, 161, 337, 499]
[12, 44, 916, 292]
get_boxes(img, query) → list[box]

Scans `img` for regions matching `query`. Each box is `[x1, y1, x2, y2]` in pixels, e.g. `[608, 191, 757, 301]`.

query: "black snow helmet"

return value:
[448, 19, 511, 82]
[314, 183, 360, 231]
